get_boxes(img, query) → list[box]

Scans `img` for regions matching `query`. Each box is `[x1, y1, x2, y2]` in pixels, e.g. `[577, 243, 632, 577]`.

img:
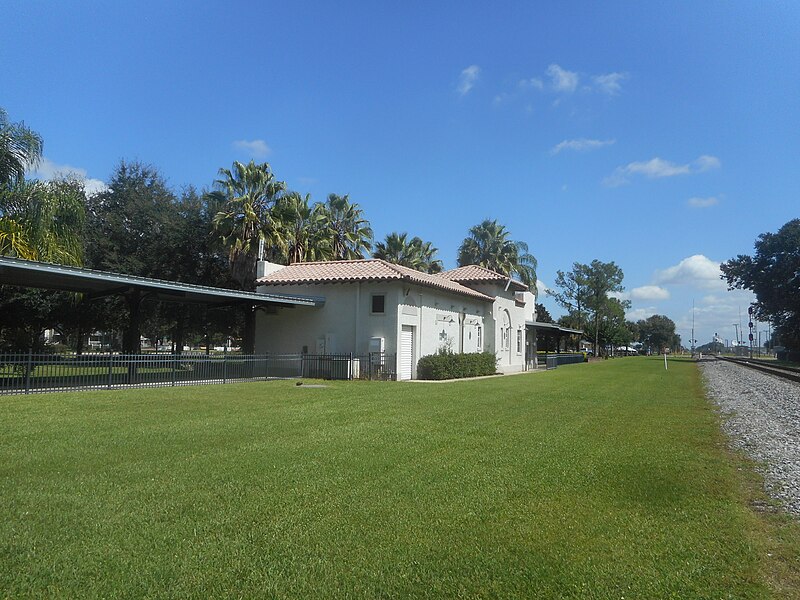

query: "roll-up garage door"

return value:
[399, 325, 414, 380]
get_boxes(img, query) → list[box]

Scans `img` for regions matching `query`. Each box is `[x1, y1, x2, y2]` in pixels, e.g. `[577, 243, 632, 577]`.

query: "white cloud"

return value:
[604, 155, 721, 186]
[82, 178, 108, 196]
[546, 64, 579, 92]
[550, 138, 615, 154]
[655, 255, 726, 290]
[536, 279, 550, 298]
[592, 72, 628, 95]
[518, 77, 543, 90]
[233, 139, 271, 159]
[687, 196, 720, 208]
[625, 157, 691, 178]
[630, 285, 670, 301]
[28, 157, 107, 196]
[457, 65, 481, 96]
[694, 155, 721, 172]
[626, 307, 658, 321]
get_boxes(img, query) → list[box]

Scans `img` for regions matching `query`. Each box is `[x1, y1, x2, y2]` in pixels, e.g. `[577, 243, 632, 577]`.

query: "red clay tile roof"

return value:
[439, 265, 528, 291]
[256, 259, 494, 301]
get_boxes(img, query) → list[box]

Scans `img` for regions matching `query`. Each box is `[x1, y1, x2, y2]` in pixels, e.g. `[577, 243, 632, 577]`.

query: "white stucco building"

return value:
[254, 259, 534, 380]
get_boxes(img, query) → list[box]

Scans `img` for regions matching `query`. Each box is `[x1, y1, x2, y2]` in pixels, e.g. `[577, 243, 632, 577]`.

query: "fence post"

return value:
[172, 353, 177, 386]
[107, 354, 113, 389]
[349, 352, 353, 380]
[223, 346, 227, 384]
[25, 350, 32, 394]
[265, 353, 269, 381]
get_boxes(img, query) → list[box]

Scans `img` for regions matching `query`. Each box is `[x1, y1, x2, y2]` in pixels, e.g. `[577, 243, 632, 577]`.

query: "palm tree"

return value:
[0, 179, 85, 265]
[412, 237, 444, 274]
[0, 108, 84, 265]
[211, 160, 286, 355]
[457, 219, 537, 287]
[319, 193, 373, 260]
[373, 232, 443, 273]
[0, 215, 34, 259]
[211, 160, 286, 289]
[0, 108, 43, 189]
[272, 192, 331, 263]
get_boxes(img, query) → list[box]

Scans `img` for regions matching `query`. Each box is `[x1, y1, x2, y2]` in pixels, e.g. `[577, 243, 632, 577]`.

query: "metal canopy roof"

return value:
[526, 321, 584, 335]
[0, 256, 325, 308]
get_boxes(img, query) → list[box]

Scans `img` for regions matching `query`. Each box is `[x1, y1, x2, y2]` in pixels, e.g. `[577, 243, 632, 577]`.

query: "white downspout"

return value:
[355, 282, 361, 354]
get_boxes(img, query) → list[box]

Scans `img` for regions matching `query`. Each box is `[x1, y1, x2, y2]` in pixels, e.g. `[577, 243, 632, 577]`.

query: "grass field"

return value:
[1, 358, 798, 598]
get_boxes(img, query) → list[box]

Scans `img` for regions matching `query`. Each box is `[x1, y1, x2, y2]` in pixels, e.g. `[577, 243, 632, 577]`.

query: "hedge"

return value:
[416, 351, 498, 380]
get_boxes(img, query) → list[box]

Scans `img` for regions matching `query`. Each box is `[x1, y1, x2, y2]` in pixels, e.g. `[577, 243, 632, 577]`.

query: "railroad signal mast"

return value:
[748, 305, 755, 359]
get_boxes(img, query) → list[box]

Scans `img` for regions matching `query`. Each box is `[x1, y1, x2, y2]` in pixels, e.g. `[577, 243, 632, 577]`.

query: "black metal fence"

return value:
[544, 353, 587, 370]
[0, 352, 396, 395]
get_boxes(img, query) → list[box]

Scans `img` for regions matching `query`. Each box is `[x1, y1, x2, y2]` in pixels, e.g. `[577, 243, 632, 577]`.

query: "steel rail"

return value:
[715, 356, 800, 384]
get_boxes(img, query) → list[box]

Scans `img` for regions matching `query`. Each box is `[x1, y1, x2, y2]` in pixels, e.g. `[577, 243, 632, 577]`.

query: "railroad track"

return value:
[715, 355, 800, 384]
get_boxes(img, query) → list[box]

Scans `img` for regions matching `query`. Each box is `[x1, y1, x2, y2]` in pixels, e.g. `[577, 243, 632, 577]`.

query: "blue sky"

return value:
[3, 1, 798, 346]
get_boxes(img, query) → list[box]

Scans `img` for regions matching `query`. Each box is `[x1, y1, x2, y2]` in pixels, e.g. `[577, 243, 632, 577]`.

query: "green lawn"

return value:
[1, 358, 798, 598]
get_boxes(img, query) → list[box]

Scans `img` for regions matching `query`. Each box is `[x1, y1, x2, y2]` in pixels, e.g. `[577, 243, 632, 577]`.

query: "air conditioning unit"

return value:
[514, 291, 527, 304]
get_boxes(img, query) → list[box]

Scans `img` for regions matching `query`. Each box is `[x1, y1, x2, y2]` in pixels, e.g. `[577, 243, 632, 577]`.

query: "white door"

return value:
[399, 325, 415, 380]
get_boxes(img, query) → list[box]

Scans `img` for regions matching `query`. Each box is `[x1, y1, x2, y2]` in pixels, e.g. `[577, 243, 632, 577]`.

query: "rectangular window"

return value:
[517, 330, 522, 354]
[371, 294, 385, 314]
[477, 326, 482, 349]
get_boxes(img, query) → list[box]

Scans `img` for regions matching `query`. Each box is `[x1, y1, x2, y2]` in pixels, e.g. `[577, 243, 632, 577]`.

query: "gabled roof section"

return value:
[438, 265, 528, 291]
[256, 259, 493, 301]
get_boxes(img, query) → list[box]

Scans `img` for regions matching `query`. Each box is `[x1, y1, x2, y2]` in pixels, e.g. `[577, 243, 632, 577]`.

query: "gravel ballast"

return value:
[700, 359, 800, 516]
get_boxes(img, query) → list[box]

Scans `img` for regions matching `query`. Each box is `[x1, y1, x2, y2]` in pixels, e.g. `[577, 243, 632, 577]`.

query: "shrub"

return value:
[416, 351, 497, 380]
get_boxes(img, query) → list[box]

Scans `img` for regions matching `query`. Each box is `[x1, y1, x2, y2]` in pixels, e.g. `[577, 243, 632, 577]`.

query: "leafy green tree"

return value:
[85, 161, 183, 352]
[159, 186, 240, 352]
[534, 303, 554, 323]
[0, 107, 43, 188]
[373, 232, 443, 273]
[86, 161, 178, 276]
[597, 298, 632, 352]
[0, 287, 72, 352]
[319, 193, 373, 260]
[457, 219, 537, 287]
[637, 314, 679, 354]
[722, 219, 800, 350]
[581, 260, 626, 355]
[550, 263, 590, 331]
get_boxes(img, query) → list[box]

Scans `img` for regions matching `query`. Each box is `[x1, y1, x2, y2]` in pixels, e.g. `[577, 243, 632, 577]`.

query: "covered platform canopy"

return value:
[526, 320, 585, 359]
[0, 256, 324, 308]
[0, 256, 325, 353]
[526, 321, 583, 336]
